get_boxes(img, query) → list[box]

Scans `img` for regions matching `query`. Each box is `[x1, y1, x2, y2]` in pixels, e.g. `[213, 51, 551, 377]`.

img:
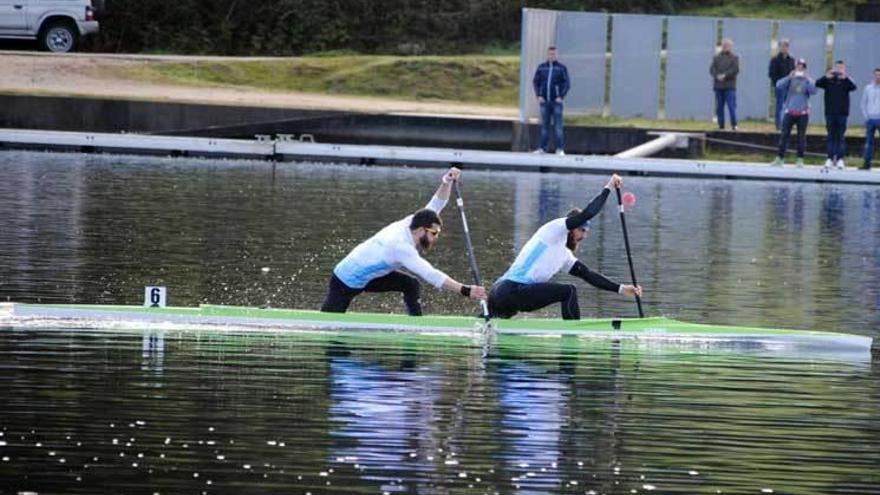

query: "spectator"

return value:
[815, 60, 856, 169]
[861, 68, 880, 170]
[772, 59, 816, 168]
[532, 46, 570, 155]
[769, 39, 795, 130]
[710, 39, 740, 131]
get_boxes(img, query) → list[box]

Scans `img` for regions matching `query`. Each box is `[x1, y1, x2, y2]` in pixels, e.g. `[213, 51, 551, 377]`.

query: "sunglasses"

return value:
[425, 227, 441, 237]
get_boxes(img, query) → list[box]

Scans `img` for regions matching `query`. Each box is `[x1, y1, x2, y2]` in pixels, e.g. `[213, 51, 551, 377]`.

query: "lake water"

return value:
[1, 150, 879, 493]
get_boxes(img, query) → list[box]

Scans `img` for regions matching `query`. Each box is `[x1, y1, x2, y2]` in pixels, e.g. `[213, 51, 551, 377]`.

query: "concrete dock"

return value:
[1, 128, 878, 185]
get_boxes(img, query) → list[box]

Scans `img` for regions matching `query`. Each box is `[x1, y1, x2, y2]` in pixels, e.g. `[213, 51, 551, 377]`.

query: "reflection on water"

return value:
[330, 351, 443, 491]
[2, 150, 880, 493]
[498, 362, 566, 493]
[0, 329, 878, 494]
[1, 151, 879, 335]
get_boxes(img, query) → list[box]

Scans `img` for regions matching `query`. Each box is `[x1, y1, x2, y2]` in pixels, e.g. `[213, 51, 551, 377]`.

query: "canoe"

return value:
[2, 303, 874, 359]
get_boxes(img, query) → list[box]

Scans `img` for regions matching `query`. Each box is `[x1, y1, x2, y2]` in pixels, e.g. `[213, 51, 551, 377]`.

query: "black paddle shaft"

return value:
[452, 180, 490, 320]
[615, 187, 645, 318]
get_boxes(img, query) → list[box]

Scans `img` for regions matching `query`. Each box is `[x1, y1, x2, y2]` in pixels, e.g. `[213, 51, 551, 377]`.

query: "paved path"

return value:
[0, 51, 518, 119]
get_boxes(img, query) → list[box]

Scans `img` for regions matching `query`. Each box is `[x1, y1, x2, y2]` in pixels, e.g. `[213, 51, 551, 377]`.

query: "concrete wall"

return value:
[0, 94, 660, 155]
[3, 93, 864, 159]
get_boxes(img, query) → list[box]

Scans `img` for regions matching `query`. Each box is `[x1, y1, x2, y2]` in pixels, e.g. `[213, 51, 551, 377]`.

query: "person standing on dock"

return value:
[710, 39, 740, 131]
[321, 167, 487, 316]
[532, 46, 570, 156]
[769, 39, 795, 130]
[861, 68, 880, 170]
[488, 174, 641, 320]
[772, 59, 816, 168]
[815, 60, 857, 169]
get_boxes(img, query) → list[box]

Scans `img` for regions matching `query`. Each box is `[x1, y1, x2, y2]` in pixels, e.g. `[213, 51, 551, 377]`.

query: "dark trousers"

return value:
[778, 113, 809, 158]
[539, 101, 565, 151]
[321, 272, 422, 316]
[774, 86, 786, 130]
[488, 279, 580, 320]
[714, 88, 737, 129]
[865, 119, 880, 169]
[825, 115, 848, 160]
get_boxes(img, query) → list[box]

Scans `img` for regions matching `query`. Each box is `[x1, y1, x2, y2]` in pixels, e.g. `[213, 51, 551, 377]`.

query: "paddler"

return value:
[488, 174, 642, 320]
[321, 167, 487, 315]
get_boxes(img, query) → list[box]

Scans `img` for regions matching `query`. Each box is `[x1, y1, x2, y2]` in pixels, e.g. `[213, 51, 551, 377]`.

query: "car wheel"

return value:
[39, 22, 78, 53]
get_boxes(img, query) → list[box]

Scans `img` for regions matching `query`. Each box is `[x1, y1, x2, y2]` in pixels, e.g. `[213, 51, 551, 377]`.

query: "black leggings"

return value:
[488, 279, 580, 320]
[320, 272, 423, 316]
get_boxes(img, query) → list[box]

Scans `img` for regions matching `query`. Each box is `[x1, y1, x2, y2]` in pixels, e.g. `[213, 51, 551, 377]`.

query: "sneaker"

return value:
[823, 158, 834, 169]
[770, 157, 783, 167]
[732, 125, 738, 131]
[556, 149, 565, 156]
[796, 158, 805, 168]
[860, 164, 872, 170]
[533, 148, 545, 154]
[835, 159, 846, 170]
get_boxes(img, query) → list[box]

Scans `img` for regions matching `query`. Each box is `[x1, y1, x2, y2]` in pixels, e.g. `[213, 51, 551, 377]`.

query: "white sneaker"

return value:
[533, 148, 545, 154]
[556, 150, 565, 156]
[824, 158, 834, 169]
[835, 159, 846, 170]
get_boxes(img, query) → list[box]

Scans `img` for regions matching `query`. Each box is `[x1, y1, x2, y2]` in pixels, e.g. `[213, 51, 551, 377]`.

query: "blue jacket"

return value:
[532, 61, 570, 101]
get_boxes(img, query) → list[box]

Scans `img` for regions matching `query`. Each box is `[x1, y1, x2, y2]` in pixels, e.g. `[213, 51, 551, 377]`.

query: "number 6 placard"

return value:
[144, 286, 167, 308]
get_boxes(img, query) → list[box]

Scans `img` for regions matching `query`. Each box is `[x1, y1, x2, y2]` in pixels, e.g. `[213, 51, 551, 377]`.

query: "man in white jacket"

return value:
[321, 167, 487, 315]
[861, 68, 880, 170]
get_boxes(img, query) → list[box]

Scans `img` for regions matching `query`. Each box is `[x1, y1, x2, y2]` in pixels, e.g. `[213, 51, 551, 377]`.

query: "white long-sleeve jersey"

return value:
[333, 195, 449, 289]
[499, 218, 577, 285]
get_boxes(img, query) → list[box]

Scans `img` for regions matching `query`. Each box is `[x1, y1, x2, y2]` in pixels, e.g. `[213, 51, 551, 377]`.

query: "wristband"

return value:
[460, 285, 471, 297]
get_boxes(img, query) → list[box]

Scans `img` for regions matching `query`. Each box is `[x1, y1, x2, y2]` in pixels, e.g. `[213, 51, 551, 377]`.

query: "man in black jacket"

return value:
[532, 46, 570, 155]
[816, 60, 857, 169]
[769, 39, 795, 130]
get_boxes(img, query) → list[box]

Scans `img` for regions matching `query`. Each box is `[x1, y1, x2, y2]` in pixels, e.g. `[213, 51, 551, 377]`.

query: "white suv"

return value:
[0, 0, 99, 53]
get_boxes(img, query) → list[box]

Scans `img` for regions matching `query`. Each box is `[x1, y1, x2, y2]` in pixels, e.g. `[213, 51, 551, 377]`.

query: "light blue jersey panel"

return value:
[502, 241, 548, 284]
[334, 259, 393, 289]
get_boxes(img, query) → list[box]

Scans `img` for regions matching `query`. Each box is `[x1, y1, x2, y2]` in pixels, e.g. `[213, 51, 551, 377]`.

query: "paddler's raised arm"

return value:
[565, 174, 622, 230]
[425, 167, 462, 213]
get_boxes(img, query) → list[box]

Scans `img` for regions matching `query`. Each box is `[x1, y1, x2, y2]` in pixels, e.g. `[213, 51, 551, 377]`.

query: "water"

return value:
[0, 329, 878, 494]
[1, 150, 880, 493]
[1, 150, 878, 333]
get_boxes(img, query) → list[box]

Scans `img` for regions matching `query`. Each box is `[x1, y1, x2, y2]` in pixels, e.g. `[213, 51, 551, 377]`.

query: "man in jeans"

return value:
[768, 39, 795, 130]
[772, 59, 816, 168]
[710, 39, 739, 130]
[861, 68, 880, 170]
[532, 46, 570, 155]
[816, 60, 857, 169]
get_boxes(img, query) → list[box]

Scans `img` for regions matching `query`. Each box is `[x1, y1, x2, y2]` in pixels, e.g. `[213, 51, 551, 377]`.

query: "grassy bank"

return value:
[102, 53, 872, 138]
[682, 1, 849, 20]
[106, 51, 869, 135]
[108, 56, 520, 107]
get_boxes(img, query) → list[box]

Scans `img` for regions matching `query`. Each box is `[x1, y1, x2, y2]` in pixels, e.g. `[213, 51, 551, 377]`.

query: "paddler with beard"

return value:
[321, 167, 487, 315]
[488, 174, 641, 320]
